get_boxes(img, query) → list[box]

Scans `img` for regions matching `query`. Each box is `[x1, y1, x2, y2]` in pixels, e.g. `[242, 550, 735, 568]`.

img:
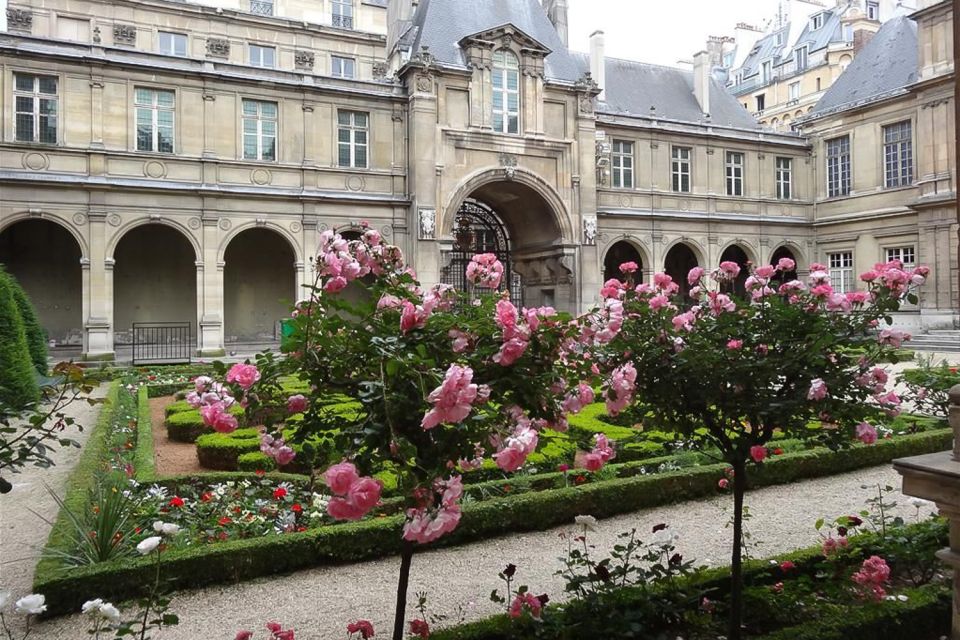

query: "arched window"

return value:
[492, 50, 520, 134]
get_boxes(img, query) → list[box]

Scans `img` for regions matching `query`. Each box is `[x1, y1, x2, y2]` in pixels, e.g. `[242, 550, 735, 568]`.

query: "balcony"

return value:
[332, 14, 354, 29]
[250, 0, 274, 15]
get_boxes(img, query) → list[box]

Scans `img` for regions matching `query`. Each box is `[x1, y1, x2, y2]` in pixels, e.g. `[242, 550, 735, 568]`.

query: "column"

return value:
[82, 211, 114, 360]
[197, 216, 224, 356]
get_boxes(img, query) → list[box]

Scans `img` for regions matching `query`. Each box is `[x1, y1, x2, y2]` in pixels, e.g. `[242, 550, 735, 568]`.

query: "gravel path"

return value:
[0, 384, 108, 599]
[26, 464, 937, 640]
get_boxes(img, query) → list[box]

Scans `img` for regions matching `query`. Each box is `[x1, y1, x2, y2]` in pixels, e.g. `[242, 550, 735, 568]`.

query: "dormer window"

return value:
[795, 46, 808, 71]
[492, 49, 520, 134]
[867, 1, 879, 20]
[811, 13, 823, 30]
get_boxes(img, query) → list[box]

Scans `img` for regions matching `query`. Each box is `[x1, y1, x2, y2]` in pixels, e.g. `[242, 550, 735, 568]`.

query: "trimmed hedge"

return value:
[133, 386, 156, 481]
[165, 404, 244, 443]
[0, 266, 40, 408]
[34, 423, 952, 615]
[6, 272, 48, 375]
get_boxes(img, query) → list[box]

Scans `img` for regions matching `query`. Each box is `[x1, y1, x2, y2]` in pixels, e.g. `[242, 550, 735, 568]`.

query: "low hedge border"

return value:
[133, 385, 156, 481]
[35, 423, 951, 616]
[165, 404, 246, 443]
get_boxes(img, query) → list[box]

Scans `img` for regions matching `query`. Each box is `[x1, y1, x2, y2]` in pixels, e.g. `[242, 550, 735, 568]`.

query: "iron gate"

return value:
[441, 199, 523, 306]
[131, 322, 193, 365]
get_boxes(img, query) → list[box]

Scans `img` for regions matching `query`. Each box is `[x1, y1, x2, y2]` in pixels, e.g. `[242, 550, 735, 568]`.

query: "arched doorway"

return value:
[603, 241, 644, 282]
[442, 199, 522, 305]
[770, 246, 799, 285]
[0, 219, 83, 347]
[113, 224, 197, 346]
[223, 228, 296, 344]
[664, 243, 699, 298]
[719, 245, 751, 297]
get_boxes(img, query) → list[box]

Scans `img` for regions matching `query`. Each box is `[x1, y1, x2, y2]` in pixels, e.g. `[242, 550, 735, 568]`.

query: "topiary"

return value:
[6, 272, 48, 375]
[0, 267, 40, 409]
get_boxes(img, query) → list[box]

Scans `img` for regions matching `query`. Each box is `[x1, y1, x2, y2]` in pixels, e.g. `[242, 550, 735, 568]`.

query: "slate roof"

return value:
[808, 15, 918, 117]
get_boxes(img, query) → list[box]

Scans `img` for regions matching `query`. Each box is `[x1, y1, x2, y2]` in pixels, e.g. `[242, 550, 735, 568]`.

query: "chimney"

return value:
[542, 0, 569, 46]
[842, 10, 880, 54]
[693, 50, 711, 116]
[590, 30, 606, 101]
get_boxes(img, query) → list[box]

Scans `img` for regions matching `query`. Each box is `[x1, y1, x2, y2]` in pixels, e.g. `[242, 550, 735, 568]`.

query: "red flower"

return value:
[574, 475, 586, 485]
[291, 503, 303, 513]
[148, 375, 157, 381]
[773, 448, 784, 456]
[718, 478, 729, 490]
[169, 496, 185, 508]
[409, 619, 430, 639]
[255, 469, 266, 477]
[347, 620, 375, 639]
[779, 560, 795, 572]
[557, 464, 570, 472]
[200, 492, 213, 502]
[273, 487, 288, 500]
[219, 516, 232, 526]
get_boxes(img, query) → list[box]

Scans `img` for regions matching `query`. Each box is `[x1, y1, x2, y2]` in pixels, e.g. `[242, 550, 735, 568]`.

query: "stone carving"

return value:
[499, 153, 518, 180]
[73, 213, 87, 226]
[22, 152, 49, 171]
[206, 37, 230, 59]
[187, 217, 202, 230]
[372, 61, 389, 79]
[579, 95, 594, 115]
[251, 169, 271, 185]
[113, 23, 137, 46]
[294, 50, 315, 70]
[583, 216, 597, 245]
[218, 218, 232, 231]
[107, 214, 122, 227]
[144, 161, 166, 179]
[419, 208, 436, 240]
[92, 26, 101, 44]
[289, 221, 302, 233]
[345, 175, 365, 192]
[415, 74, 433, 93]
[6, 8, 32, 32]
[410, 46, 434, 68]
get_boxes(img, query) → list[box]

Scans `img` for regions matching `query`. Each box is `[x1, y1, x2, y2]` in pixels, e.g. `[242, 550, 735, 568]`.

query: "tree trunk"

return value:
[729, 459, 747, 640]
[392, 542, 415, 640]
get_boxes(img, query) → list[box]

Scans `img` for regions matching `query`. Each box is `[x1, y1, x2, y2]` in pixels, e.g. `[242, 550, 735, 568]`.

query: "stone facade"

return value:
[0, 0, 955, 361]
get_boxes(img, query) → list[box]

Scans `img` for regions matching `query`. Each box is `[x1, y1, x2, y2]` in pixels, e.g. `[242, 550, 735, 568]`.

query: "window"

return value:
[135, 87, 175, 153]
[761, 60, 772, 83]
[249, 44, 276, 68]
[14, 73, 58, 144]
[826, 135, 851, 197]
[756, 94, 766, 111]
[331, 55, 356, 79]
[816, 77, 822, 92]
[867, 1, 879, 20]
[159, 31, 187, 57]
[492, 49, 520, 135]
[776, 157, 793, 200]
[789, 82, 800, 101]
[249, 0, 273, 15]
[242, 99, 277, 161]
[885, 246, 916, 267]
[828, 252, 854, 294]
[883, 121, 913, 188]
[725, 151, 744, 196]
[671, 146, 691, 193]
[337, 110, 368, 168]
[332, 0, 354, 29]
[795, 46, 808, 71]
[611, 140, 634, 189]
[812, 13, 823, 30]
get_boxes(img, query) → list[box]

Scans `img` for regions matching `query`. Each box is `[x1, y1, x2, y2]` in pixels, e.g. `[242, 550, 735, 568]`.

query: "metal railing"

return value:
[332, 14, 353, 29]
[250, 0, 274, 15]
[131, 322, 193, 365]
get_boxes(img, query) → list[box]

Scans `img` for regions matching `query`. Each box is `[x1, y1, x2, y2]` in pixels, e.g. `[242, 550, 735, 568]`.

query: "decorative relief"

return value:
[582, 216, 597, 246]
[680, 200, 690, 211]
[112, 23, 137, 46]
[218, 218, 232, 231]
[206, 37, 230, 59]
[144, 161, 166, 179]
[381, 225, 392, 239]
[415, 74, 433, 94]
[251, 169, 272, 186]
[578, 95, 594, 115]
[107, 214, 122, 227]
[372, 61, 389, 79]
[289, 221, 302, 233]
[92, 26, 101, 44]
[418, 208, 436, 240]
[73, 213, 87, 226]
[294, 50, 315, 70]
[22, 152, 49, 171]
[187, 217, 202, 230]
[6, 8, 32, 32]
[499, 153, 518, 180]
[345, 175, 365, 192]
[619, 195, 631, 208]
[391, 105, 403, 123]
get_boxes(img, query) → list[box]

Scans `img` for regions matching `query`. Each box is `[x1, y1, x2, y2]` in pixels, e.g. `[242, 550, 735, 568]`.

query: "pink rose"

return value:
[755, 265, 776, 278]
[687, 267, 705, 285]
[509, 592, 543, 620]
[807, 378, 828, 401]
[776, 257, 796, 272]
[286, 394, 308, 414]
[346, 477, 382, 512]
[718, 478, 729, 490]
[235, 632, 253, 640]
[212, 411, 239, 434]
[421, 364, 482, 430]
[494, 445, 526, 473]
[200, 402, 226, 428]
[225, 363, 261, 390]
[856, 422, 878, 445]
[581, 452, 604, 472]
[324, 462, 360, 496]
[726, 339, 743, 350]
[327, 497, 366, 521]
[346, 620, 375, 639]
[619, 261, 639, 274]
[493, 337, 529, 367]
[750, 445, 767, 463]
[275, 446, 296, 466]
[465, 253, 504, 289]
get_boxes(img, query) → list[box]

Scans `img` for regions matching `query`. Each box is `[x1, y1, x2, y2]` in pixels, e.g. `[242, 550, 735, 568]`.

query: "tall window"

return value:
[795, 46, 808, 71]
[725, 151, 744, 196]
[883, 121, 913, 188]
[611, 140, 634, 189]
[756, 94, 766, 111]
[761, 61, 772, 83]
[788, 81, 800, 101]
[812, 13, 824, 30]
[867, 1, 879, 20]
[671, 146, 691, 193]
[242, 99, 277, 161]
[828, 252, 854, 294]
[337, 110, 368, 168]
[249, 44, 276, 68]
[826, 135, 851, 197]
[885, 246, 915, 267]
[776, 157, 793, 200]
[158, 31, 187, 57]
[492, 50, 520, 135]
[332, 0, 354, 29]
[14, 73, 58, 144]
[331, 55, 356, 79]
[135, 87, 175, 153]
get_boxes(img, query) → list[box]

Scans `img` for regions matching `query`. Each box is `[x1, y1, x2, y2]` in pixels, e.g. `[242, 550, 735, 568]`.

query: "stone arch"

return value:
[794, 109, 804, 119]
[0, 212, 89, 260]
[223, 227, 297, 344]
[769, 244, 801, 284]
[601, 237, 650, 282]
[768, 242, 806, 270]
[718, 240, 759, 266]
[718, 243, 753, 297]
[0, 217, 84, 347]
[663, 241, 702, 298]
[107, 217, 201, 262]
[217, 221, 302, 265]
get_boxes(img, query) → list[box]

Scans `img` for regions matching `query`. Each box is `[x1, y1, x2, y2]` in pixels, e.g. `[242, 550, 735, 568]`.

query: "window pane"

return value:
[135, 88, 152, 104]
[506, 72, 518, 91]
[158, 130, 174, 153]
[338, 144, 351, 166]
[38, 77, 57, 94]
[243, 119, 258, 135]
[261, 121, 276, 137]
[354, 130, 366, 145]
[338, 128, 351, 143]
[507, 93, 518, 111]
[242, 100, 258, 116]
[354, 113, 367, 127]
[15, 74, 35, 92]
[243, 135, 258, 159]
[137, 125, 153, 151]
[508, 115, 519, 133]
[492, 72, 503, 89]
[261, 102, 277, 118]
[492, 92, 503, 110]
[16, 113, 34, 142]
[157, 90, 175, 107]
[157, 110, 174, 127]
[39, 98, 57, 117]
[263, 139, 275, 161]
[493, 113, 504, 132]
[354, 146, 367, 167]
[338, 111, 351, 126]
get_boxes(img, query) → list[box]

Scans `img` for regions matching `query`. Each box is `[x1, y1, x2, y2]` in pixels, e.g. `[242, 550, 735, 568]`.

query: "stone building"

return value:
[0, 0, 955, 361]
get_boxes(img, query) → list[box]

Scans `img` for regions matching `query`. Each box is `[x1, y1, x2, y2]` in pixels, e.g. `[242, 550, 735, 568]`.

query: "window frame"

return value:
[241, 98, 278, 162]
[795, 46, 809, 71]
[812, 13, 824, 30]
[331, 0, 354, 29]
[337, 110, 369, 169]
[756, 93, 766, 112]
[611, 139, 635, 189]
[884, 246, 916, 267]
[671, 146, 692, 193]
[248, 44, 276, 68]
[134, 86, 176, 154]
[826, 135, 851, 198]
[788, 81, 801, 101]
[882, 120, 913, 189]
[491, 49, 521, 135]
[331, 55, 356, 79]
[828, 251, 854, 294]
[867, 1, 879, 20]
[725, 151, 744, 197]
[158, 31, 188, 57]
[775, 157, 793, 200]
[13, 72, 59, 144]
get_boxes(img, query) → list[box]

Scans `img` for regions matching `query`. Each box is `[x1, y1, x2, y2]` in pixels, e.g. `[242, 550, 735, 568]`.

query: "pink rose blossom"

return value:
[750, 445, 767, 463]
[726, 339, 743, 350]
[807, 378, 828, 401]
[286, 394, 308, 414]
[324, 462, 360, 495]
[327, 497, 367, 521]
[755, 265, 776, 279]
[421, 364, 484, 429]
[509, 593, 543, 620]
[605, 363, 637, 416]
[776, 257, 796, 272]
[400, 300, 430, 333]
[708, 293, 736, 315]
[600, 278, 625, 300]
[235, 632, 253, 640]
[878, 328, 911, 348]
[346, 477, 382, 512]
[226, 363, 261, 390]
[687, 266, 705, 285]
[852, 555, 890, 601]
[648, 294, 672, 311]
[212, 411, 239, 434]
[619, 261, 639, 274]
[493, 337, 529, 367]
[346, 620, 375, 639]
[465, 253, 504, 289]
[856, 422, 878, 445]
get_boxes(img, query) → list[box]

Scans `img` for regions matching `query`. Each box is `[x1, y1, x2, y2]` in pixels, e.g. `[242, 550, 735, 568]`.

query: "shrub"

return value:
[0, 267, 40, 409]
[5, 272, 48, 375]
[900, 356, 960, 418]
[165, 404, 244, 443]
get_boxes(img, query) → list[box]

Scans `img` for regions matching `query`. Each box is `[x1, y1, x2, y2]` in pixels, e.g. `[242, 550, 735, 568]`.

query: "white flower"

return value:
[908, 497, 933, 509]
[99, 603, 121, 623]
[153, 521, 180, 537]
[574, 515, 598, 532]
[136, 536, 162, 555]
[651, 527, 679, 547]
[897, 594, 909, 602]
[15, 594, 46, 615]
[81, 598, 104, 615]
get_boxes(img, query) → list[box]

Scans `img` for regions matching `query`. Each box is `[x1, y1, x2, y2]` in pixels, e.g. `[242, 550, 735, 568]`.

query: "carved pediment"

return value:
[458, 23, 552, 56]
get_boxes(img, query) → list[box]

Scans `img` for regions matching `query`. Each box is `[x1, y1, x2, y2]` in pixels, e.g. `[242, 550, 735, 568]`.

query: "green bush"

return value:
[165, 404, 244, 443]
[5, 272, 48, 376]
[0, 267, 40, 409]
[195, 428, 262, 470]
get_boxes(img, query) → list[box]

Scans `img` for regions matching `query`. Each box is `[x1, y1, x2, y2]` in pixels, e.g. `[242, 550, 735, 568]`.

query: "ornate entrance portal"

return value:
[441, 199, 523, 306]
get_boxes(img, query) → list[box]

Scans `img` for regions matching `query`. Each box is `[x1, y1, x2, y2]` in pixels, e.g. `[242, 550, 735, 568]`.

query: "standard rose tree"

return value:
[592, 257, 928, 640]
[208, 227, 595, 640]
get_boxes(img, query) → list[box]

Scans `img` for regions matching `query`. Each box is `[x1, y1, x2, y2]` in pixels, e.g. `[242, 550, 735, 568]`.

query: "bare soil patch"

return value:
[150, 396, 203, 476]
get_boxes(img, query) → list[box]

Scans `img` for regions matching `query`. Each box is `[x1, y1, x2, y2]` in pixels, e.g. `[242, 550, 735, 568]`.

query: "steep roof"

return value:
[808, 15, 918, 117]
[569, 53, 761, 130]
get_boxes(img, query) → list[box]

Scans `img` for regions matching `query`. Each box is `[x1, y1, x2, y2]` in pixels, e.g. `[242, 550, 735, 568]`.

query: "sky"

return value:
[567, 0, 787, 67]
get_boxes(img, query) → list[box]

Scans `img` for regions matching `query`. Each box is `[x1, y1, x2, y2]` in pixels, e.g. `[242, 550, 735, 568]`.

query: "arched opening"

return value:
[770, 246, 799, 286]
[719, 245, 751, 297]
[664, 243, 699, 298]
[0, 219, 83, 348]
[223, 228, 296, 344]
[603, 241, 644, 282]
[442, 199, 522, 304]
[113, 224, 197, 346]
